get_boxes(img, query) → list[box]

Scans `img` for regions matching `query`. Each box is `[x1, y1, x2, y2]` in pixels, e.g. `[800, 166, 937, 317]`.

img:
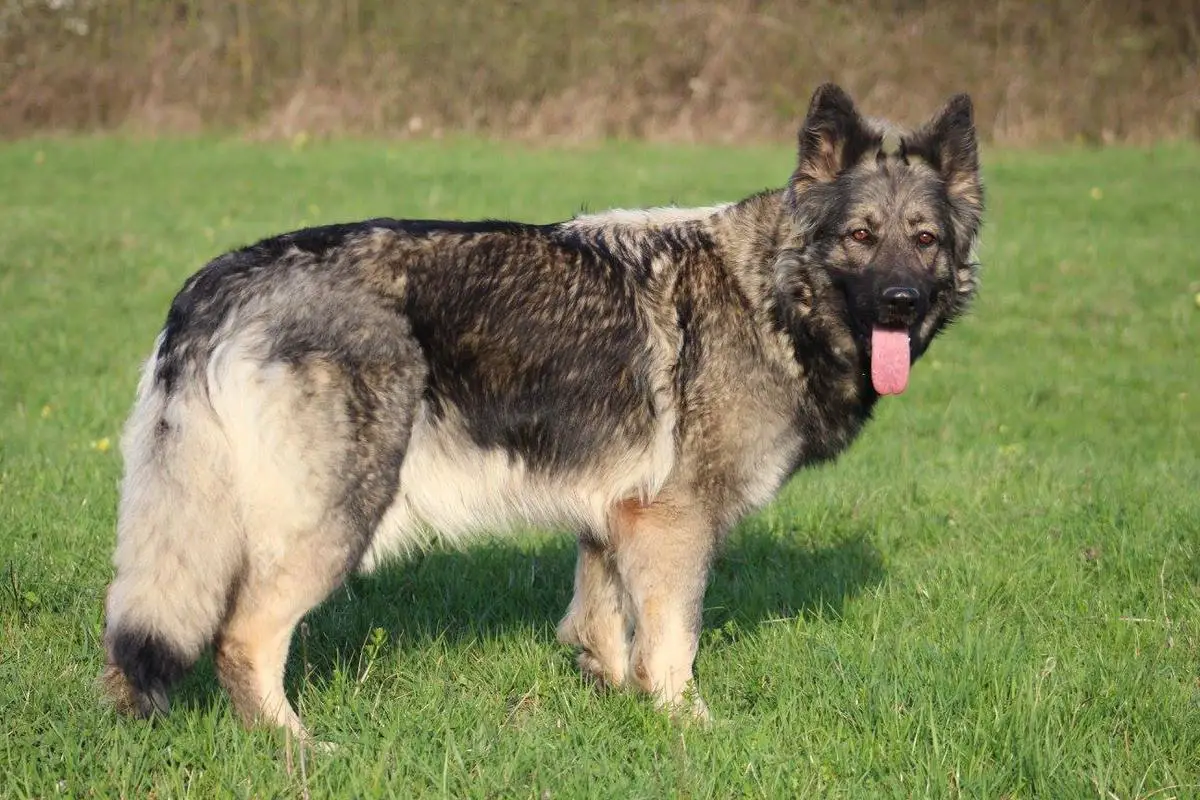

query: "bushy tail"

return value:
[99, 370, 244, 717]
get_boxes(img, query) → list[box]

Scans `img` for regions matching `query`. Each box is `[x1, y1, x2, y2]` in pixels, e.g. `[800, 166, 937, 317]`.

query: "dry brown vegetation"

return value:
[3, 0, 1198, 145]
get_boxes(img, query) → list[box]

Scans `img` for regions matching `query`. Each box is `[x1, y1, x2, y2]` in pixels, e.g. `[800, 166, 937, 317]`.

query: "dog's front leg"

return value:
[609, 494, 714, 721]
[556, 532, 634, 688]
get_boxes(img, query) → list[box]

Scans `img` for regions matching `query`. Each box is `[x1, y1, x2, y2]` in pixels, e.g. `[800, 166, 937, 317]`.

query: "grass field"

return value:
[1, 137, 1198, 798]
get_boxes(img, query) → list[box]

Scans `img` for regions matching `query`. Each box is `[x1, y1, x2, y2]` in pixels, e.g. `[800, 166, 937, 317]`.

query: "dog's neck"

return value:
[711, 187, 877, 428]
[708, 188, 791, 314]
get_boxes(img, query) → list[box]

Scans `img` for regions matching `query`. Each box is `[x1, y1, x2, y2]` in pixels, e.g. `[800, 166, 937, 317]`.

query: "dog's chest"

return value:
[729, 421, 804, 515]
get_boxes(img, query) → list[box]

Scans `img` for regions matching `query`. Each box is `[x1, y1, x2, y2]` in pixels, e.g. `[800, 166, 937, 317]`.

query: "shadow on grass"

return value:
[173, 522, 885, 711]
[306, 523, 883, 676]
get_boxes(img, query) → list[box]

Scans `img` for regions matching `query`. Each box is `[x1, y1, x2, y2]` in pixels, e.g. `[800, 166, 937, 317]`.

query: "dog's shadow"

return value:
[175, 522, 885, 711]
[301, 522, 883, 679]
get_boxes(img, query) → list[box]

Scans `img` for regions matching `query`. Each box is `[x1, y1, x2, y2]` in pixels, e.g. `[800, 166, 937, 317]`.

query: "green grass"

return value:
[1, 136, 1198, 798]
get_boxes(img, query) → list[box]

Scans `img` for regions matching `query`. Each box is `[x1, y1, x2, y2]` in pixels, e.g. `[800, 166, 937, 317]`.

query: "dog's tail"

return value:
[98, 337, 245, 717]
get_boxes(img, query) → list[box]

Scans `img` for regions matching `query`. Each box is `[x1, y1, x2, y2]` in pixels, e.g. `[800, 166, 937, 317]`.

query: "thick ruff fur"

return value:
[99, 85, 985, 739]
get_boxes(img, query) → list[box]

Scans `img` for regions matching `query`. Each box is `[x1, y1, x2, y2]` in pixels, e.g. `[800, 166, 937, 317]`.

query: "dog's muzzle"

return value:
[876, 285, 922, 328]
[870, 283, 925, 396]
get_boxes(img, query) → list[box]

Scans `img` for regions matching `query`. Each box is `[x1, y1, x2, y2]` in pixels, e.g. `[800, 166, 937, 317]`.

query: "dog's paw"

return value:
[577, 649, 626, 690]
[656, 685, 711, 727]
[278, 731, 339, 766]
[306, 739, 339, 755]
[555, 614, 582, 648]
[678, 694, 712, 727]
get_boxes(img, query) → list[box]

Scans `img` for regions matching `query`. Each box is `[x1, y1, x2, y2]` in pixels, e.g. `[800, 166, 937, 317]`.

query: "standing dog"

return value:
[99, 84, 984, 739]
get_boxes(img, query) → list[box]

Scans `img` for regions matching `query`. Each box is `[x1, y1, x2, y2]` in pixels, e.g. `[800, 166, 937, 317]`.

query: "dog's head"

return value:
[775, 84, 984, 395]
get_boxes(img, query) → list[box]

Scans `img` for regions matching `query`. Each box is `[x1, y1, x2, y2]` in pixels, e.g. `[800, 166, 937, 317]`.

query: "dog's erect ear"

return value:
[789, 83, 878, 193]
[905, 94, 983, 213]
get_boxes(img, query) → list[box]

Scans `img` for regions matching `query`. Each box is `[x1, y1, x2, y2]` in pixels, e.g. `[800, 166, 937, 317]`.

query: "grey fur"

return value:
[99, 84, 984, 739]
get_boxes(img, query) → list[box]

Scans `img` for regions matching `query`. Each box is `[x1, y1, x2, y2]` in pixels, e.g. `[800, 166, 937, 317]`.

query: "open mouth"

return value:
[870, 325, 911, 395]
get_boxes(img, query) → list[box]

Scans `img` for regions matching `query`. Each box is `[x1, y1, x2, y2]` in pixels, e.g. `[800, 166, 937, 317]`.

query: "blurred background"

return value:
[2, 0, 1197, 145]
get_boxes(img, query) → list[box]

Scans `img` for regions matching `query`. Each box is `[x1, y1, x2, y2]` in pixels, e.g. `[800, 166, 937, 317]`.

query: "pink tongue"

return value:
[871, 327, 911, 395]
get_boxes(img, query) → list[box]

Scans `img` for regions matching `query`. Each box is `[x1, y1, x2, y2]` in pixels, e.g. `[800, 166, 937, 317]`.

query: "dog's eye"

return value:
[849, 228, 873, 244]
[915, 231, 938, 248]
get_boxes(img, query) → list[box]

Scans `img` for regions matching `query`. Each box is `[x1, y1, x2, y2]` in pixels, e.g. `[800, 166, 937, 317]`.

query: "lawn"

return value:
[1, 136, 1197, 798]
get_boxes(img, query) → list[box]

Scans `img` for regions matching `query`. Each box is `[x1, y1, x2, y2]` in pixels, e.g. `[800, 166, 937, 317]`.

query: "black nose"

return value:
[880, 286, 920, 316]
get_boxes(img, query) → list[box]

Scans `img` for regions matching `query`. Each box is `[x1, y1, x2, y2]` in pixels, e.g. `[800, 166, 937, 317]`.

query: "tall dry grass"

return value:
[2, 0, 1198, 144]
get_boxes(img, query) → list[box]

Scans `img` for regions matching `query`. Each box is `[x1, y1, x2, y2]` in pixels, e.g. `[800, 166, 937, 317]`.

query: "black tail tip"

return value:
[100, 628, 189, 717]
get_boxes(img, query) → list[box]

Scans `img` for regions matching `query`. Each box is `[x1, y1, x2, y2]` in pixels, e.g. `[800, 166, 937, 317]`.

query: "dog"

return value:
[98, 83, 984, 740]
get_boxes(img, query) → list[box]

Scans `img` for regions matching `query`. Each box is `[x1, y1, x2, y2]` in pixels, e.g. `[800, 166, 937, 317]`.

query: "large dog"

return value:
[99, 84, 984, 739]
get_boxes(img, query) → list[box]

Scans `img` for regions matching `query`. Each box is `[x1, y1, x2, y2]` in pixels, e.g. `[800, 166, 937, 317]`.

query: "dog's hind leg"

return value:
[213, 532, 348, 739]
[609, 493, 715, 721]
[212, 352, 424, 741]
[556, 533, 633, 688]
